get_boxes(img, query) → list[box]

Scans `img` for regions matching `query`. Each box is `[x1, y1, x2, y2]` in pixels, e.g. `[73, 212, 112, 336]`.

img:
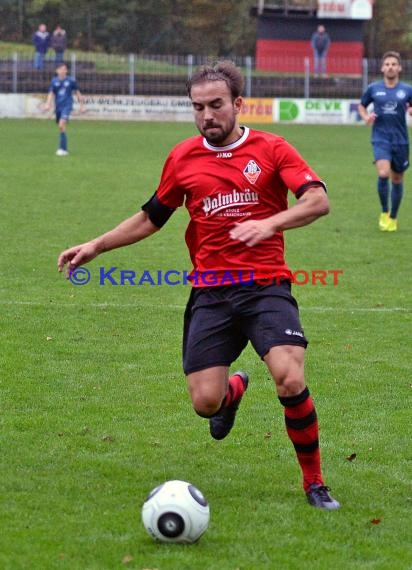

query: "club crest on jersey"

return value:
[243, 160, 261, 185]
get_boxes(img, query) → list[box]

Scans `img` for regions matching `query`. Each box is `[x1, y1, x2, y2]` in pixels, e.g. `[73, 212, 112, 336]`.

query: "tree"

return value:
[364, 0, 412, 58]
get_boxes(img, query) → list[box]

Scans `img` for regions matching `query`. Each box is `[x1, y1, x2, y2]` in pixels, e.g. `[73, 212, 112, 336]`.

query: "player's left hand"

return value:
[229, 219, 276, 247]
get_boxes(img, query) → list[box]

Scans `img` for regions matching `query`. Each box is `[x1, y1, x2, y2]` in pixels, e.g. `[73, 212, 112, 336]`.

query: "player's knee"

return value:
[377, 169, 390, 179]
[192, 394, 221, 418]
[274, 373, 305, 397]
[392, 173, 403, 184]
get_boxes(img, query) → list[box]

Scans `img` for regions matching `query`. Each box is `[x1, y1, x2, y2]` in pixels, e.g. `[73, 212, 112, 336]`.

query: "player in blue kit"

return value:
[358, 51, 412, 232]
[44, 63, 85, 156]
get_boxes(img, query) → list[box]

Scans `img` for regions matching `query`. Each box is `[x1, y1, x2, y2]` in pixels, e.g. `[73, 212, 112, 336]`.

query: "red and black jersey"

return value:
[148, 127, 325, 286]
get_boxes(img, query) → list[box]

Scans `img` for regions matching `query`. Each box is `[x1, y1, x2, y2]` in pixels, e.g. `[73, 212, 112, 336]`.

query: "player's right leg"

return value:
[183, 287, 249, 440]
[187, 367, 248, 440]
[374, 151, 392, 230]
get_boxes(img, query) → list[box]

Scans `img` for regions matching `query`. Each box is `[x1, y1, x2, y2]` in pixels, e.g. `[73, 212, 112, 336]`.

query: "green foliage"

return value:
[364, 0, 412, 57]
[2, 0, 411, 57]
[0, 119, 411, 569]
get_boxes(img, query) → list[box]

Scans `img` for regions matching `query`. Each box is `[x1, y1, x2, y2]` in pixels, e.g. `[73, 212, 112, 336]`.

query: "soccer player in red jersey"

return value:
[58, 61, 340, 510]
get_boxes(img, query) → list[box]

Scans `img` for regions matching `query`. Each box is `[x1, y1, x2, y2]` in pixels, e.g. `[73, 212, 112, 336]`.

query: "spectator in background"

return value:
[51, 25, 67, 64]
[32, 23, 50, 70]
[311, 25, 331, 78]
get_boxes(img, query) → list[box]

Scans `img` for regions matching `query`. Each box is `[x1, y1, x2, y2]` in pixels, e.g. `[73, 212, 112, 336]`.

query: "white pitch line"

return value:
[0, 300, 410, 313]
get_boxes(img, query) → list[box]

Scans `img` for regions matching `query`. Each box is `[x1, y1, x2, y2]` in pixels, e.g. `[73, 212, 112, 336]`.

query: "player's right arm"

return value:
[57, 210, 159, 275]
[358, 103, 376, 125]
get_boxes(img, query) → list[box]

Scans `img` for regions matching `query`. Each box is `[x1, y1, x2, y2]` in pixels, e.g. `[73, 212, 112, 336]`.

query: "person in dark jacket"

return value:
[32, 23, 50, 70]
[51, 25, 67, 64]
[310, 25, 331, 77]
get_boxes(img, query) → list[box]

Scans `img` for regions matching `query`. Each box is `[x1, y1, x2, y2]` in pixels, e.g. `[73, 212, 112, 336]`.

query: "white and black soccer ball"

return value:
[142, 479, 210, 543]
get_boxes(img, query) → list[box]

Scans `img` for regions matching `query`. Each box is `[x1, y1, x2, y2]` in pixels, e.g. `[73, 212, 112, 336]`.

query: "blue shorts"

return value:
[372, 142, 410, 173]
[56, 106, 72, 123]
[182, 281, 308, 375]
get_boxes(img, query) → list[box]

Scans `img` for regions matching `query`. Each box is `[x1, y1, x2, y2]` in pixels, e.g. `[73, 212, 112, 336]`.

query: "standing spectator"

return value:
[32, 23, 50, 70]
[51, 25, 67, 64]
[311, 25, 331, 77]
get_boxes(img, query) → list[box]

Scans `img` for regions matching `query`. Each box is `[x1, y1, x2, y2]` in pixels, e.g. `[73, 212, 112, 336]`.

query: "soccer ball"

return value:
[141, 480, 210, 543]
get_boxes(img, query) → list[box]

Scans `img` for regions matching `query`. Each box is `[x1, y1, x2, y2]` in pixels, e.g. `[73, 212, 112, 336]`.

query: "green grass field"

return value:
[0, 118, 411, 570]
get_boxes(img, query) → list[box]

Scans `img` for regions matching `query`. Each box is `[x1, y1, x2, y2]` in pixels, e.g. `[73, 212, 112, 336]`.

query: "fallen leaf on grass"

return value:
[122, 554, 133, 564]
[102, 434, 115, 442]
[264, 432, 272, 439]
[370, 518, 382, 525]
[346, 453, 357, 462]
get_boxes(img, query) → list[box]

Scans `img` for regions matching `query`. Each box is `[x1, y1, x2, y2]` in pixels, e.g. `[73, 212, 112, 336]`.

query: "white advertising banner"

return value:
[24, 94, 194, 121]
[275, 99, 350, 124]
[0, 94, 25, 118]
[317, 0, 373, 20]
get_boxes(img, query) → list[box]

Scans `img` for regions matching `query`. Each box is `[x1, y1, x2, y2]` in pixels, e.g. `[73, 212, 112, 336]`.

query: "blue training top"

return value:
[360, 80, 412, 145]
[48, 76, 79, 111]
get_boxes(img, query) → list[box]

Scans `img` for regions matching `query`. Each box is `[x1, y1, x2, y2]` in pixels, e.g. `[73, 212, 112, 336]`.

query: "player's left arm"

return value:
[229, 186, 329, 247]
[75, 88, 85, 112]
[43, 89, 55, 112]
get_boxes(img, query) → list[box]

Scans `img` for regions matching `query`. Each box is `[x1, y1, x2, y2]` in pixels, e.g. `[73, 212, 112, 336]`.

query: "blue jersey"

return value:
[48, 76, 78, 111]
[360, 80, 412, 145]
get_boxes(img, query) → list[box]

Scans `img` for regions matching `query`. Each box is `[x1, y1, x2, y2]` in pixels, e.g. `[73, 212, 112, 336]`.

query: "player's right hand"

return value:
[365, 112, 377, 125]
[57, 242, 99, 277]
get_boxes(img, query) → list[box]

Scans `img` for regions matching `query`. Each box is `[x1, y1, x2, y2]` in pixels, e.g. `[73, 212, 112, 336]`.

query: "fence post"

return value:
[362, 58, 368, 93]
[187, 54, 194, 78]
[12, 52, 18, 93]
[129, 53, 135, 95]
[245, 56, 252, 98]
[304, 56, 310, 99]
[71, 53, 76, 79]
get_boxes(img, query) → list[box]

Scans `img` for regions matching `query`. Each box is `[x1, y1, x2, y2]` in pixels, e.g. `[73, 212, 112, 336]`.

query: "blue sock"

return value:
[377, 177, 389, 212]
[60, 132, 67, 151]
[390, 183, 403, 219]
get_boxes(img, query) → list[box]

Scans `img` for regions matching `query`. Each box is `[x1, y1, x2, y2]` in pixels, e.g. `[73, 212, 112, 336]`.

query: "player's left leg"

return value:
[264, 345, 340, 510]
[385, 146, 409, 231]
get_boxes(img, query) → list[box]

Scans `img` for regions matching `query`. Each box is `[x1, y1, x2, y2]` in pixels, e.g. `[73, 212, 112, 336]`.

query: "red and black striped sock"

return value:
[221, 373, 245, 407]
[278, 387, 324, 492]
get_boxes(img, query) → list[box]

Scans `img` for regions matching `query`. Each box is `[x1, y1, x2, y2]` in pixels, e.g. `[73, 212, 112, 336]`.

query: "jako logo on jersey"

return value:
[243, 160, 262, 184]
[285, 329, 304, 337]
[202, 189, 260, 216]
[216, 152, 232, 158]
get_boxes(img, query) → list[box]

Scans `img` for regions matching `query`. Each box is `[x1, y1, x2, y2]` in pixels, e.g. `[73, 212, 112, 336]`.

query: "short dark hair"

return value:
[187, 60, 244, 100]
[381, 51, 401, 65]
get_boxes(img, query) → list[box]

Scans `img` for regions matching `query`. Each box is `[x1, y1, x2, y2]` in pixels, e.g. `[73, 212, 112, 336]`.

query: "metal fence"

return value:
[1, 52, 412, 98]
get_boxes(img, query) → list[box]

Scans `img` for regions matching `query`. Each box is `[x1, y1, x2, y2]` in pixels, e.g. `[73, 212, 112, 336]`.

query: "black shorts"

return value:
[183, 281, 308, 375]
